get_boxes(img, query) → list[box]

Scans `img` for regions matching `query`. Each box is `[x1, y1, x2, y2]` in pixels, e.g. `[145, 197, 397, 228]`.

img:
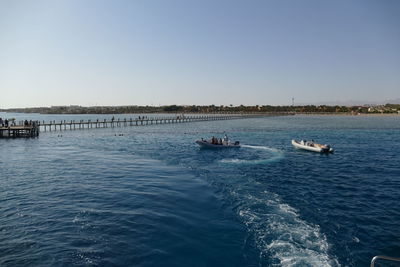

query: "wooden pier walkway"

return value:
[0, 113, 293, 138]
[39, 114, 248, 132]
[0, 125, 40, 138]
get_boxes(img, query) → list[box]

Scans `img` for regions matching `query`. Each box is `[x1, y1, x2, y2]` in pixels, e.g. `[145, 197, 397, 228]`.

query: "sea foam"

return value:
[219, 145, 284, 165]
[235, 190, 340, 266]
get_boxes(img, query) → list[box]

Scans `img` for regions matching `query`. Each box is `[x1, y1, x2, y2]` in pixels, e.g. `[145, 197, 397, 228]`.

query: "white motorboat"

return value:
[196, 135, 240, 148]
[292, 139, 333, 153]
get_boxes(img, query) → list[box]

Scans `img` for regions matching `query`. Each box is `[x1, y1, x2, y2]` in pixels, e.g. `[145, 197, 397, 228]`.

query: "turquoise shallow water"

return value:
[0, 113, 399, 266]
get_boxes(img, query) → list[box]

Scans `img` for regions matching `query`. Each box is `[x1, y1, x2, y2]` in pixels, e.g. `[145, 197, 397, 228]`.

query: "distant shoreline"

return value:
[1, 103, 400, 115]
[295, 113, 400, 117]
[1, 111, 399, 117]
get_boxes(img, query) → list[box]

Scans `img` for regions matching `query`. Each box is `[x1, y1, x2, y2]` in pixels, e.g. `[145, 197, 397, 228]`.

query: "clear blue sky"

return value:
[0, 0, 399, 108]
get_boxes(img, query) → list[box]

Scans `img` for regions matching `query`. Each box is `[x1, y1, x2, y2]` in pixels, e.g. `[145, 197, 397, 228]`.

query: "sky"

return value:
[0, 0, 399, 108]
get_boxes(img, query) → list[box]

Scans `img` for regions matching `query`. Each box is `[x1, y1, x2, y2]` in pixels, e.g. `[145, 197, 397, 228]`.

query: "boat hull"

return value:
[195, 140, 240, 148]
[291, 140, 333, 153]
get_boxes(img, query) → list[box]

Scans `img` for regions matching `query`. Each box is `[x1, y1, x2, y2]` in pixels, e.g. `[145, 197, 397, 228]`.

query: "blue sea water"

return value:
[0, 113, 399, 266]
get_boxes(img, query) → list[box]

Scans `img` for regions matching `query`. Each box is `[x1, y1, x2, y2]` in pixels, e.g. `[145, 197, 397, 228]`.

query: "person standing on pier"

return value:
[0, 117, 3, 127]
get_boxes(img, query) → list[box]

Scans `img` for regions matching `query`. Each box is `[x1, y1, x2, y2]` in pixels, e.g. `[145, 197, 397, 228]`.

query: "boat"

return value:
[291, 139, 333, 153]
[196, 135, 240, 148]
[196, 139, 241, 148]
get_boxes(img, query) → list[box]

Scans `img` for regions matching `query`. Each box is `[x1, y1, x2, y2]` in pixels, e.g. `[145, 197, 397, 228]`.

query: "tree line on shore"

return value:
[1, 104, 399, 114]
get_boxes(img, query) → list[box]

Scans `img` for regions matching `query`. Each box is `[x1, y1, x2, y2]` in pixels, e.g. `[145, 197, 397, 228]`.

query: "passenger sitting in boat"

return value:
[219, 138, 222, 145]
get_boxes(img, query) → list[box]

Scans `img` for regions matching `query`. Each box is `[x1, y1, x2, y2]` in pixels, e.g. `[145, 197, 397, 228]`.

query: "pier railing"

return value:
[0, 112, 293, 137]
[37, 113, 292, 132]
[0, 122, 40, 138]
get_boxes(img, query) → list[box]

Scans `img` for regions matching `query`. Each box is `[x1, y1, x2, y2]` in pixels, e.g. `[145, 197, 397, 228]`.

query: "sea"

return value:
[0, 113, 399, 267]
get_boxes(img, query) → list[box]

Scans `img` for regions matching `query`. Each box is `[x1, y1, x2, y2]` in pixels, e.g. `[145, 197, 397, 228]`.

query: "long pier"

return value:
[0, 113, 293, 138]
[38, 114, 245, 131]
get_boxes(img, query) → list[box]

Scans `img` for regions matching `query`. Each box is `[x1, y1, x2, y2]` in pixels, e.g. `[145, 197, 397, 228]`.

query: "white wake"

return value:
[235, 190, 340, 266]
[219, 145, 284, 165]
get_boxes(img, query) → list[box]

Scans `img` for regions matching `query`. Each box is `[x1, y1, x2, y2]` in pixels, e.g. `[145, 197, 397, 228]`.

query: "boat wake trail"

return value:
[234, 190, 339, 266]
[219, 145, 284, 165]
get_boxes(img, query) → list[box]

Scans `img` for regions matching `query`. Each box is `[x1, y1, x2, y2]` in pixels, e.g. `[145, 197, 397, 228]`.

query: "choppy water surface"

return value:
[1, 114, 399, 266]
